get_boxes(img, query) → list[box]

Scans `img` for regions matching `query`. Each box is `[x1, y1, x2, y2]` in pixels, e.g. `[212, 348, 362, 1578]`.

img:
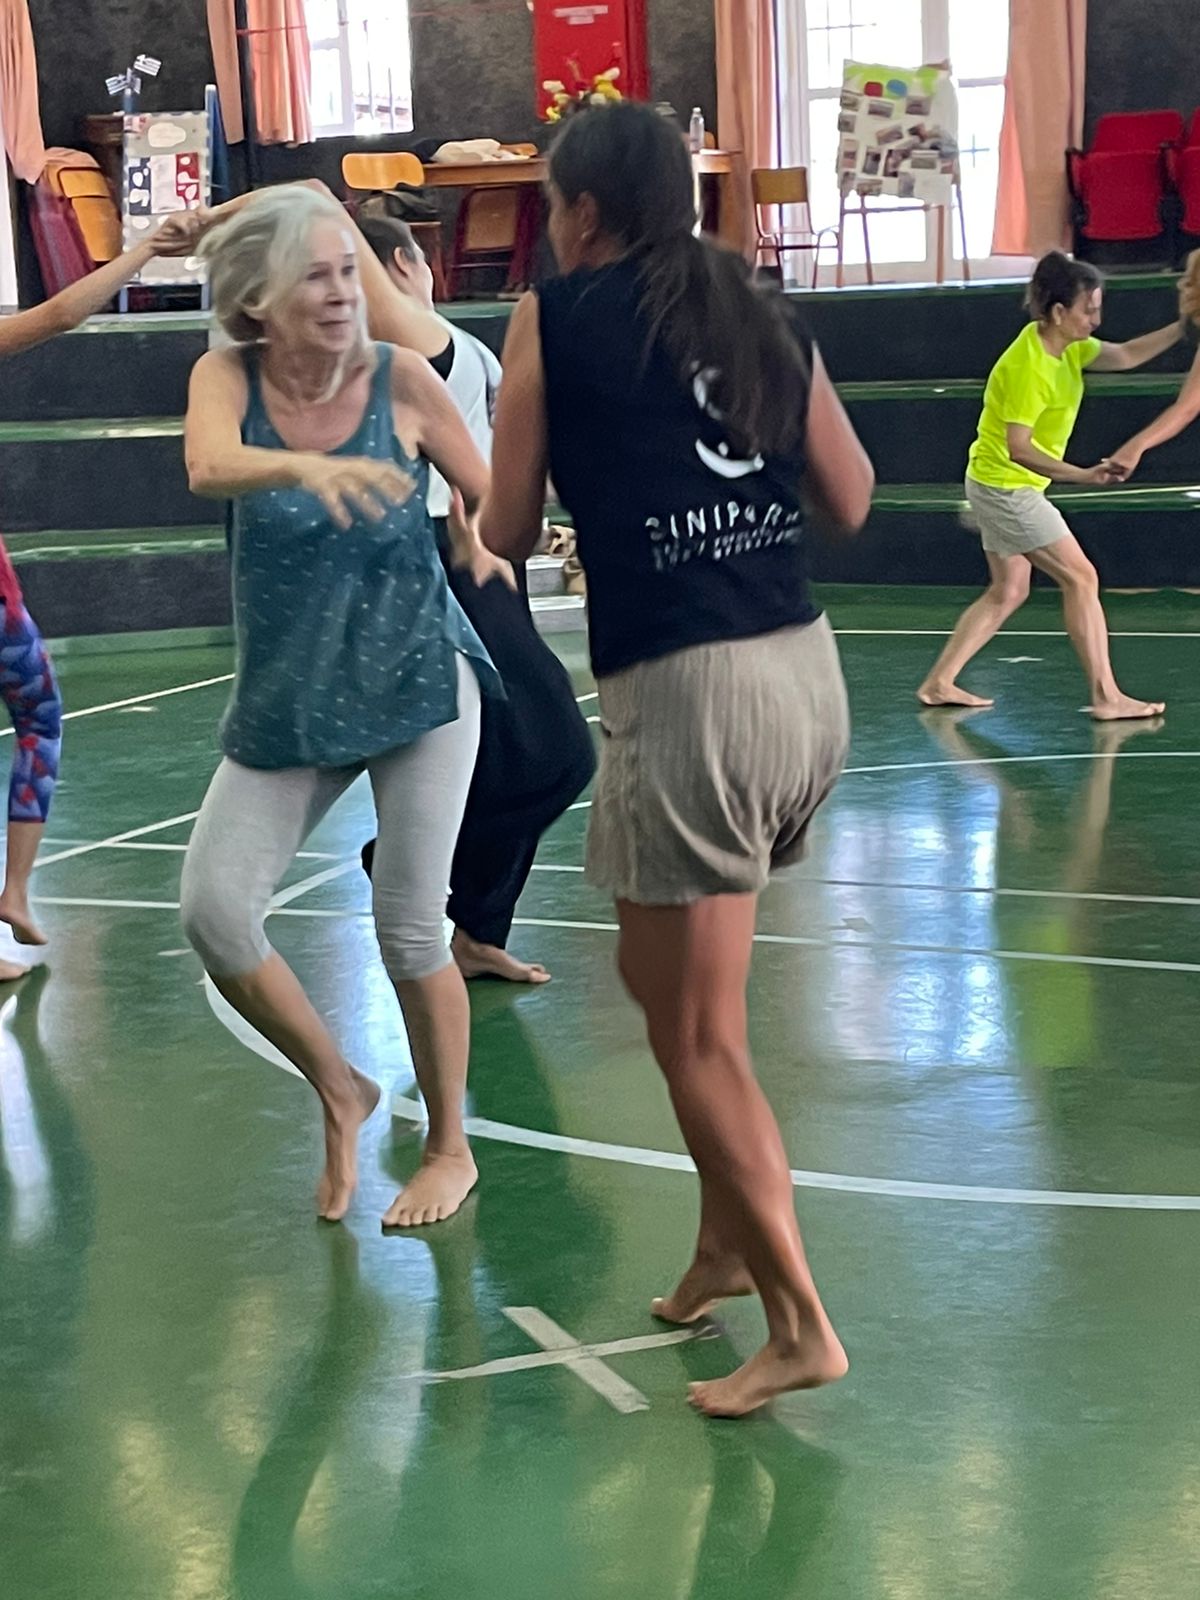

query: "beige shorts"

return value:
[586, 616, 850, 905]
[964, 475, 1072, 557]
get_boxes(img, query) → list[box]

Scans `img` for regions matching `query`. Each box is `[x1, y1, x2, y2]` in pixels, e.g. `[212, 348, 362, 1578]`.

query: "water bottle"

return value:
[688, 107, 705, 155]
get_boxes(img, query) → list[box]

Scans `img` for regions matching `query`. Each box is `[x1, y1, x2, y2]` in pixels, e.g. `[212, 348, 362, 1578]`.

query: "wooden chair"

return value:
[340, 151, 447, 301]
[751, 167, 839, 286]
[448, 183, 539, 299]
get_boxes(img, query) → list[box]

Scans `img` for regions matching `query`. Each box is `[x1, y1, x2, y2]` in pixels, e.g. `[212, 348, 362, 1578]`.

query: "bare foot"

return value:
[652, 1254, 756, 1325]
[0, 895, 47, 947]
[1089, 694, 1165, 722]
[382, 1148, 478, 1228]
[0, 957, 30, 982]
[688, 1328, 849, 1419]
[316, 1068, 381, 1222]
[916, 682, 994, 709]
[452, 930, 551, 985]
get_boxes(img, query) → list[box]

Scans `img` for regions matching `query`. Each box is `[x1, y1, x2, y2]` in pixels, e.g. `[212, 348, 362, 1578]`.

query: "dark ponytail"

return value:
[549, 103, 810, 459]
[1026, 250, 1103, 321]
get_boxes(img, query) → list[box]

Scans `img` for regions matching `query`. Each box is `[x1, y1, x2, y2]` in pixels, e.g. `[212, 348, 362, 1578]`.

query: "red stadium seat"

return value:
[1068, 112, 1183, 243]
[1168, 112, 1200, 236]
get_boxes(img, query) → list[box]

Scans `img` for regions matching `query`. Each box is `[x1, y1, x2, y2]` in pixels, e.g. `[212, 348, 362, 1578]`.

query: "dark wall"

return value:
[1085, 0, 1200, 137]
[29, 0, 715, 183]
[29, 0, 214, 148]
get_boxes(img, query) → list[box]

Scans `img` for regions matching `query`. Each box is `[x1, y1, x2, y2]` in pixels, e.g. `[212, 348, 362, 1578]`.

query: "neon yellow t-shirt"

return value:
[967, 322, 1102, 492]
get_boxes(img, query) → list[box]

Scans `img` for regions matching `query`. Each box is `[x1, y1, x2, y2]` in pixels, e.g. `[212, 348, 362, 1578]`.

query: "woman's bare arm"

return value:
[0, 217, 199, 360]
[478, 293, 548, 562]
[803, 348, 874, 532]
[1108, 344, 1200, 476]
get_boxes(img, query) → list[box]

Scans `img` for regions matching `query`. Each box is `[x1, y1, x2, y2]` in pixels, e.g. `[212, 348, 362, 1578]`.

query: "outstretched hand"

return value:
[148, 211, 205, 256]
[1102, 445, 1143, 482]
[449, 489, 517, 591]
[1083, 460, 1128, 486]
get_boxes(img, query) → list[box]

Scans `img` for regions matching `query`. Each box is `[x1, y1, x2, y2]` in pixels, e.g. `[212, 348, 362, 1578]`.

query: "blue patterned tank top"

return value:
[220, 343, 499, 769]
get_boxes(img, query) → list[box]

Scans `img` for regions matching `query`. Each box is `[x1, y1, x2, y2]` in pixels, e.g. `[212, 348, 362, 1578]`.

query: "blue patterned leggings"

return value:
[0, 604, 61, 824]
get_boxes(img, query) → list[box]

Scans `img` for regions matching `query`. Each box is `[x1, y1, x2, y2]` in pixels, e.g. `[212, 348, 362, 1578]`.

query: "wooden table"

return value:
[421, 151, 741, 249]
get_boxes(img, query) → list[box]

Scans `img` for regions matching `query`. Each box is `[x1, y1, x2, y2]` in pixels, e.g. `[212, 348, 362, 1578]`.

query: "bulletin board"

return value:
[122, 108, 210, 286]
[836, 61, 959, 204]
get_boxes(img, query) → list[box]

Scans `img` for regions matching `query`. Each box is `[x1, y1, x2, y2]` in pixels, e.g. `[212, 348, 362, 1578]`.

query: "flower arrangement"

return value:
[541, 61, 622, 123]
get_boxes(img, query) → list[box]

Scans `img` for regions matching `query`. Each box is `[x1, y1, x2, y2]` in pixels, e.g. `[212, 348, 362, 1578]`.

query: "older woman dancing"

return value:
[181, 186, 510, 1226]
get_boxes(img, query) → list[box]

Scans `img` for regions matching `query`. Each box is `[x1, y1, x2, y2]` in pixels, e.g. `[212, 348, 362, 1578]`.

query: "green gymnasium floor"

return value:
[3, 589, 1200, 1600]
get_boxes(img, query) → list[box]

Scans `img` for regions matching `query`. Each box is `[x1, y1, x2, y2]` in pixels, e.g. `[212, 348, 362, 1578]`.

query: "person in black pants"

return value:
[357, 214, 594, 983]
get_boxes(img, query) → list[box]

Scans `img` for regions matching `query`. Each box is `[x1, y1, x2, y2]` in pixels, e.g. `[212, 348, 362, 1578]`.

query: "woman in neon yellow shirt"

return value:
[918, 251, 1180, 719]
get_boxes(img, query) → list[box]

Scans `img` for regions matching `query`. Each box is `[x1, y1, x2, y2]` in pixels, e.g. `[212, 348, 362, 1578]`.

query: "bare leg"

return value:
[1028, 536, 1164, 719]
[917, 552, 1032, 708]
[212, 954, 380, 1221]
[651, 1175, 755, 1325]
[0, 820, 47, 946]
[618, 896, 847, 1417]
[382, 962, 478, 1227]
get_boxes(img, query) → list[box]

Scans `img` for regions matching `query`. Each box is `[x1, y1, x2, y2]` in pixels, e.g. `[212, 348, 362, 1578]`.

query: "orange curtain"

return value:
[207, 0, 313, 147]
[208, 0, 245, 146]
[0, 0, 46, 183]
[715, 0, 776, 260]
[992, 0, 1088, 256]
[249, 0, 313, 146]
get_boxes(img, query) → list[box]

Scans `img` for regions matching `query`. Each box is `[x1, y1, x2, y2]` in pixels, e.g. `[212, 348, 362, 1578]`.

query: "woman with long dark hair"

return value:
[479, 103, 874, 1418]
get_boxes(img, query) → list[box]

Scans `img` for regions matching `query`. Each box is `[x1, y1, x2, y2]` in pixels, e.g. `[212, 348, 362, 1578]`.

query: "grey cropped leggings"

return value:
[181, 664, 481, 983]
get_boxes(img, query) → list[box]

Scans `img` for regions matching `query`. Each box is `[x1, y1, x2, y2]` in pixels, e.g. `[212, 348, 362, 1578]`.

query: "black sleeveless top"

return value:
[538, 258, 819, 678]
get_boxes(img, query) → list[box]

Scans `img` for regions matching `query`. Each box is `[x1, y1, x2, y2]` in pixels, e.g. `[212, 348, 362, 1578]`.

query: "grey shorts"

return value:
[586, 616, 850, 905]
[964, 476, 1071, 557]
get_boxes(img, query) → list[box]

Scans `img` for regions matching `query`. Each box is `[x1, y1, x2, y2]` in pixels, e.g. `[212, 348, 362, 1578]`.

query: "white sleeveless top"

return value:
[427, 321, 502, 518]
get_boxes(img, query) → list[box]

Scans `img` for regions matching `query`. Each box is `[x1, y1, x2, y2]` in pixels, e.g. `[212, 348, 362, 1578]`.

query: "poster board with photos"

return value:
[122, 108, 210, 285]
[836, 61, 959, 205]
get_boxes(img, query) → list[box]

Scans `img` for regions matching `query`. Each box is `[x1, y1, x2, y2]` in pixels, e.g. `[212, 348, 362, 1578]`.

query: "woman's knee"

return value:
[180, 863, 270, 975]
[374, 890, 451, 982]
[1059, 560, 1099, 597]
[988, 573, 1031, 614]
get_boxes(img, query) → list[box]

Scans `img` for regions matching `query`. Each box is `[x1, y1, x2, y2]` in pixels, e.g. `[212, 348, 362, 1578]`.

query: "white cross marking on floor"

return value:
[424, 1306, 714, 1413]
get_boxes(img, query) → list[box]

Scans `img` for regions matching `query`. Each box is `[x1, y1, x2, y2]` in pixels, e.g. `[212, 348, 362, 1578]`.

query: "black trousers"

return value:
[362, 525, 595, 948]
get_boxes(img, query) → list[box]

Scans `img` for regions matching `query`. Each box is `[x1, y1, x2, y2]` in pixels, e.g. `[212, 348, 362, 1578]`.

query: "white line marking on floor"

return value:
[511, 914, 1200, 977]
[500, 1307, 651, 1412]
[387, 1093, 1200, 1211]
[40, 839, 337, 859]
[562, 748, 1200, 813]
[0, 672, 235, 740]
[575, 692, 598, 703]
[200, 983, 1200, 1211]
[34, 896, 182, 911]
[269, 860, 360, 909]
[35, 811, 201, 869]
[529, 864, 586, 873]
[832, 628, 1200, 639]
[29, 892, 1200, 976]
[424, 1322, 706, 1386]
[801, 875, 1200, 909]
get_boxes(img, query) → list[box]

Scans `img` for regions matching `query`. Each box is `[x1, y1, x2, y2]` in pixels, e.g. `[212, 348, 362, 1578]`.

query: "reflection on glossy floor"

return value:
[2, 589, 1199, 1600]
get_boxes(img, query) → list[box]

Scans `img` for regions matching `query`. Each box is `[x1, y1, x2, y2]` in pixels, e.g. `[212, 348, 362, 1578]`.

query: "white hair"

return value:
[199, 185, 374, 383]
